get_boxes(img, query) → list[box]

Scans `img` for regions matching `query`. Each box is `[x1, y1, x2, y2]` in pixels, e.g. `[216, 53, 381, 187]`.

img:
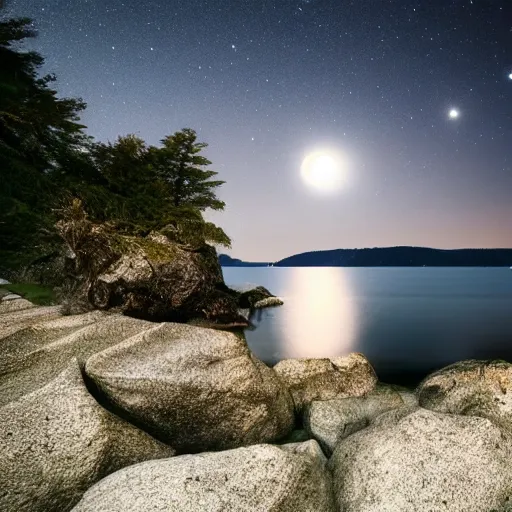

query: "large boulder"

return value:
[88, 238, 232, 320]
[0, 361, 175, 512]
[328, 407, 512, 512]
[417, 360, 512, 433]
[56, 213, 249, 325]
[71, 441, 334, 512]
[304, 384, 405, 454]
[0, 313, 154, 406]
[273, 353, 378, 413]
[85, 322, 295, 452]
[54, 205, 280, 325]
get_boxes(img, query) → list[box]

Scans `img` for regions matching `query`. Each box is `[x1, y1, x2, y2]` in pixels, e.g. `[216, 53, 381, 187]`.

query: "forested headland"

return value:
[0, 17, 229, 273]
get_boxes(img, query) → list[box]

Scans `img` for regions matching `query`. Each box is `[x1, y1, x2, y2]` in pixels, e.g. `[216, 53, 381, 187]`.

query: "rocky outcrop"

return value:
[85, 322, 295, 452]
[328, 407, 512, 512]
[417, 360, 512, 433]
[0, 361, 175, 512]
[304, 384, 405, 454]
[254, 296, 284, 308]
[88, 238, 245, 324]
[48, 202, 285, 325]
[55, 210, 251, 325]
[238, 285, 279, 308]
[0, 314, 154, 406]
[274, 353, 378, 413]
[71, 441, 334, 512]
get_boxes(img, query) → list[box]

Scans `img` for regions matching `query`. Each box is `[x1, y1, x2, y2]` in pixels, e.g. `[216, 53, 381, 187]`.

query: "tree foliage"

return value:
[0, 17, 231, 271]
[0, 18, 88, 264]
[86, 131, 231, 246]
[151, 128, 225, 211]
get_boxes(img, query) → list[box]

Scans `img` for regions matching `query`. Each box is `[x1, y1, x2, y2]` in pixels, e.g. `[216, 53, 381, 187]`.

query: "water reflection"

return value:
[223, 266, 512, 385]
[277, 267, 358, 359]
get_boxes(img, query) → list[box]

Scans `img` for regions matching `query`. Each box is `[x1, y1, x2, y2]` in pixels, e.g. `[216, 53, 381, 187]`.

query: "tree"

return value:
[0, 17, 231, 273]
[89, 135, 156, 230]
[0, 17, 89, 266]
[0, 18, 88, 168]
[83, 132, 231, 247]
[150, 128, 225, 211]
[148, 128, 230, 247]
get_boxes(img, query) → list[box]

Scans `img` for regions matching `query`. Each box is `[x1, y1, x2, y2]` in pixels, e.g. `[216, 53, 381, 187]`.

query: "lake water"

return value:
[222, 267, 512, 386]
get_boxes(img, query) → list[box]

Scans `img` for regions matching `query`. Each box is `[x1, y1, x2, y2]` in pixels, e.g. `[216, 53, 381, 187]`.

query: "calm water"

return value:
[222, 267, 512, 386]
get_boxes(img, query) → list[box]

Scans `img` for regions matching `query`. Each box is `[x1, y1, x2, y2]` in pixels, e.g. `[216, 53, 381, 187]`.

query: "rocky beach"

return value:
[2, 292, 512, 511]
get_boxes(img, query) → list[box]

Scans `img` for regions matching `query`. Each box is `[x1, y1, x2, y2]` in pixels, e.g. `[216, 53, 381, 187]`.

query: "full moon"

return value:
[449, 109, 460, 119]
[301, 151, 344, 192]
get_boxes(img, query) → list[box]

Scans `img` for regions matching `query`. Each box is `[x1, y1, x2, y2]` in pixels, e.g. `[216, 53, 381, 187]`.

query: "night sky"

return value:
[3, 0, 512, 261]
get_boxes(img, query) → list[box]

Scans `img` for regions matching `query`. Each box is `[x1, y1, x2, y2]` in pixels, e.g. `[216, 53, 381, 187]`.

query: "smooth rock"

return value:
[71, 441, 334, 512]
[0, 361, 174, 512]
[0, 305, 62, 339]
[0, 297, 36, 314]
[0, 278, 10, 285]
[279, 439, 328, 465]
[85, 323, 295, 452]
[0, 310, 107, 372]
[305, 383, 405, 454]
[254, 296, 284, 308]
[1, 293, 22, 301]
[390, 384, 418, 407]
[274, 353, 378, 412]
[328, 407, 512, 512]
[417, 359, 512, 433]
[0, 314, 154, 406]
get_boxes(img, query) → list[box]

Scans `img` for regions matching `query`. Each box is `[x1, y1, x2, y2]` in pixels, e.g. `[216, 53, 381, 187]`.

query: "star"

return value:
[508, 72, 512, 80]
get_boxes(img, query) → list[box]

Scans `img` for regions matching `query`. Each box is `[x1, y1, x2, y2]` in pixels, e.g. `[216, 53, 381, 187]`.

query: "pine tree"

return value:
[150, 128, 225, 211]
[0, 18, 89, 267]
[89, 135, 165, 233]
[148, 128, 231, 247]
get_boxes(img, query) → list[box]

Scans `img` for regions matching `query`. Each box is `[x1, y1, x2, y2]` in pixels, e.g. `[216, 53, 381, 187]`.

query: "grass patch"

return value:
[3, 283, 57, 306]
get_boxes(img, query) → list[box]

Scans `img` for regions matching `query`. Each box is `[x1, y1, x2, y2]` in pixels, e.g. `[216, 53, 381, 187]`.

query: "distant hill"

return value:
[275, 247, 512, 267]
[218, 254, 269, 267]
[220, 247, 512, 267]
